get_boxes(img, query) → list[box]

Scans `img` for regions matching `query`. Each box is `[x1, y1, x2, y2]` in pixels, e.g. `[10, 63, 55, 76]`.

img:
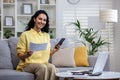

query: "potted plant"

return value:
[72, 20, 109, 55]
[4, 29, 14, 39]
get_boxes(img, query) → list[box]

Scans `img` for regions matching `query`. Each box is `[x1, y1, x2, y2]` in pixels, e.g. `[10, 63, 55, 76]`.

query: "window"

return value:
[58, 0, 113, 54]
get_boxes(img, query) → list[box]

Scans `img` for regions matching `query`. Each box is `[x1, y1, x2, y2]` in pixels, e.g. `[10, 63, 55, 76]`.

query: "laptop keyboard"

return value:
[71, 69, 102, 76]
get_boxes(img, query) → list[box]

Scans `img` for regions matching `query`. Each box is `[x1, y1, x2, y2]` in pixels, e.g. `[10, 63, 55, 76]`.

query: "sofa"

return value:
[0, 37, 109, 80]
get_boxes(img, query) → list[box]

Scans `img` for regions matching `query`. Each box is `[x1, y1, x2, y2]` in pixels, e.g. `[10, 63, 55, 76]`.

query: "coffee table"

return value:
[56, 71, 120, 80]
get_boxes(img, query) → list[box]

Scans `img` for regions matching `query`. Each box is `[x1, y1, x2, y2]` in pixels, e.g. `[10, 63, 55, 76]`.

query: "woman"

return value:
[16, 10, 59, 80]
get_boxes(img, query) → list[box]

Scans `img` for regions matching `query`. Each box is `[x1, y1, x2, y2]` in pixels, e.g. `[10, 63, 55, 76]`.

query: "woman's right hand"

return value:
[18, 51, 33, 60]
[26, 51, 33, 57]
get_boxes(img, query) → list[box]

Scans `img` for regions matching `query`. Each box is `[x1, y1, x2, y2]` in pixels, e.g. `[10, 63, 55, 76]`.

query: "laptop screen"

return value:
[92, 52, 109, 74]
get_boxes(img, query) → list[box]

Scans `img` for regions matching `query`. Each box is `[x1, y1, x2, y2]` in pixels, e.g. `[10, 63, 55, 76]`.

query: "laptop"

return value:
[71, 52, 109, 76]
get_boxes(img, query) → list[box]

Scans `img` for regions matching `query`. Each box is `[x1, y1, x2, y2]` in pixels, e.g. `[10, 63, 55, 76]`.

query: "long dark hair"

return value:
[25, 10, 49, 33]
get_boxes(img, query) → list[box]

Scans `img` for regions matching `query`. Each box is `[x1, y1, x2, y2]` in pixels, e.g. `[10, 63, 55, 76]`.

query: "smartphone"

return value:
[55, 38, 65, 49]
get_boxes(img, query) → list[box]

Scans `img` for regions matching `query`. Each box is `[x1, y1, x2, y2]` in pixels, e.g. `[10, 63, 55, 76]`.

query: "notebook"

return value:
[71, 52, 109, 76]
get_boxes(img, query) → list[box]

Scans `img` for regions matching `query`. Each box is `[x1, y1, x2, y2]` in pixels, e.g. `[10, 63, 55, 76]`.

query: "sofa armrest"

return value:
[88, 55, 110, 71]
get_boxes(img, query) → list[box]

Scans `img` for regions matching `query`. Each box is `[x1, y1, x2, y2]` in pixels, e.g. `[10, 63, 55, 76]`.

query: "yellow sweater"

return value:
[16, 29, 50, 71]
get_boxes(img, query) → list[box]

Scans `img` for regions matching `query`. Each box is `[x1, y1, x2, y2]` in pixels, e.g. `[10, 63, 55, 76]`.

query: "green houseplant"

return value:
[72, 20, 109, 55]
[4, 29, 14, 39]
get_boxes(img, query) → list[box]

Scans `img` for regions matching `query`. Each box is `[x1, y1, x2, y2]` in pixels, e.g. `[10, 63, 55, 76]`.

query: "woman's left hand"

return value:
[50, 45, 60, 56]
[54, 44, 61, 52]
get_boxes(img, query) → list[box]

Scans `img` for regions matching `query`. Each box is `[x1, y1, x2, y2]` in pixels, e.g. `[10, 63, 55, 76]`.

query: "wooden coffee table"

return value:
[56, 71, 120, 80]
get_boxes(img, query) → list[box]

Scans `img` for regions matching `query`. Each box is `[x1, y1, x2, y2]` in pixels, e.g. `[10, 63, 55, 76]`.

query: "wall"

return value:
[56, 0, 120, 71]
[113, 0, 120, 72]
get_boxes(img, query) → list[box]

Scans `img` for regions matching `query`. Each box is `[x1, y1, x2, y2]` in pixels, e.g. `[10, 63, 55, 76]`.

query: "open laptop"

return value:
[72, 52, 109, 76]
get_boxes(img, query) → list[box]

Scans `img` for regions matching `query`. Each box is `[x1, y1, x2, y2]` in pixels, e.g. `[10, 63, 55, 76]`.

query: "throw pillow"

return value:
[0, 39, 13, 69]
[74, 46, 89, 67]
[52, 47, 75, 67]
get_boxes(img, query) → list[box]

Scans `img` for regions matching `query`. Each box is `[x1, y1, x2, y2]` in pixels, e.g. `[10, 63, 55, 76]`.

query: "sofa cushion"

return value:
[8, 37, 20, 69]
[0, 69, 34, 80]
[74, 46, 89, 67]
[0, 40, 13, 69]
[52, 47, 75, 67]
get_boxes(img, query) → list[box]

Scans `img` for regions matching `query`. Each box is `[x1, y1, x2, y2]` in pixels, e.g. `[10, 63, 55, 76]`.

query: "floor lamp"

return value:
[99, 9, 118, 51]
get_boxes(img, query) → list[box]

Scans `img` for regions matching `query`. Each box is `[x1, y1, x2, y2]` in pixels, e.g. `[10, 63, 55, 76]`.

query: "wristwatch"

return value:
[67, 0, 80, 4]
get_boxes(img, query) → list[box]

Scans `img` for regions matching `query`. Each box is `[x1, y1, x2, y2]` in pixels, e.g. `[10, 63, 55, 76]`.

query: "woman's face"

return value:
[34, 13, 47, 30]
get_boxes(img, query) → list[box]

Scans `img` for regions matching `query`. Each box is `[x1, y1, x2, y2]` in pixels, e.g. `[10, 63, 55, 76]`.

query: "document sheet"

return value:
[30, 42, 47, 51]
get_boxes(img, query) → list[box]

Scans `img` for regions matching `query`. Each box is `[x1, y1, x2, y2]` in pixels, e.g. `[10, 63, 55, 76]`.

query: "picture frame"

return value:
[22, 3, 32, 15]
[4, 16, 14, 26]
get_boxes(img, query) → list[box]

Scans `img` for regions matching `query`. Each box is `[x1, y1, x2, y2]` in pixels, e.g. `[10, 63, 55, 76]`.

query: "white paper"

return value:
[30, 42, 47, 51]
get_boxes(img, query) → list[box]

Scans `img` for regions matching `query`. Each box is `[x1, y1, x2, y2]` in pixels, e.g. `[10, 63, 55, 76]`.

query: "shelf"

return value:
[3, 26, 15, 28]
[3, 3, 15, 8]
[0, 0, 56, 39]
[40, 4, 56, 9]
[40, 4, 56, 6]
[3, 3, 15, 17]
[17, 15, 32, 17]
[3, 3, 15, 5]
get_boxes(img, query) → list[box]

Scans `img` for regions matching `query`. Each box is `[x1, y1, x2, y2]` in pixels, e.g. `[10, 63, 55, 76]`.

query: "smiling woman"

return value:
[67, 0, 80, 4]
[16, 10, 59, 80]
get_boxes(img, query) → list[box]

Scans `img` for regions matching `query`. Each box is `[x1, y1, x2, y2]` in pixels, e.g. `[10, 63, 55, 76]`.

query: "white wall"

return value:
[56, 0, 120, 72]
[113, 0, 120, 72]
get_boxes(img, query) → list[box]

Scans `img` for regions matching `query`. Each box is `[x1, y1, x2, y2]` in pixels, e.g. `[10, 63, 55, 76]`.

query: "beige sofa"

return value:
[0, 37, 109, 80]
